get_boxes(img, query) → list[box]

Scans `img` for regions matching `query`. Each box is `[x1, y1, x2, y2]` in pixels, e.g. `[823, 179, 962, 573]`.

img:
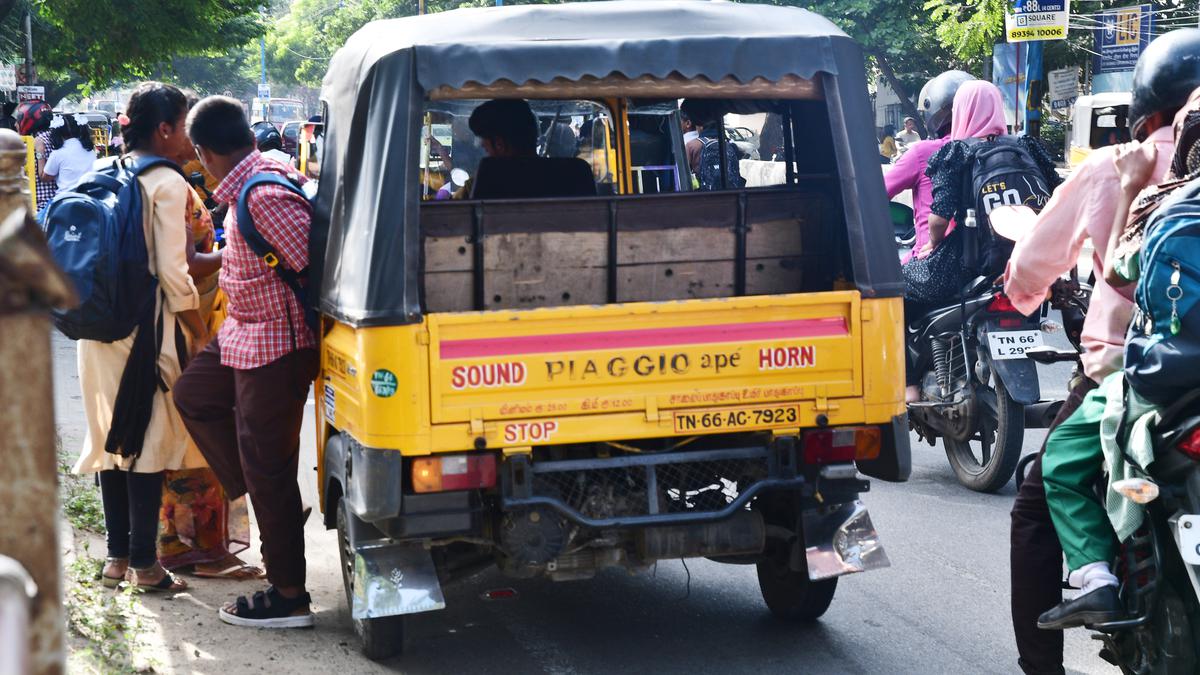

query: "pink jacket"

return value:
[885, 137, 950, 263]
[1003, 126, 1176, 382]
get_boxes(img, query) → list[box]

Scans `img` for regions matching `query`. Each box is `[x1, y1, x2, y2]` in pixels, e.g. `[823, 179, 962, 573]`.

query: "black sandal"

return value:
[218, 586, 314, 629]
[129, 566, 188, 593]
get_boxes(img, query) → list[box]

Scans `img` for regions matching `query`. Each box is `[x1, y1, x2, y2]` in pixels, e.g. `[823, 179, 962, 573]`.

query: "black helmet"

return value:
[1130, 28, 1200, 140]
[252, 121, 283, 152]
[918, 70, 975, 138]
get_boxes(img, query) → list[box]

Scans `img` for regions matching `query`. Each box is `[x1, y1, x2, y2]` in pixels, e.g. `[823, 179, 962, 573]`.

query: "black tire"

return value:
[337, 498, 406, 661]
[944, 376, 1024, 493]
[756, 555, 838, 621]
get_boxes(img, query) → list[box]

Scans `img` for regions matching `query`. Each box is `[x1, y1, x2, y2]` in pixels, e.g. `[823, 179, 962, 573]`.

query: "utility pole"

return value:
[0, 129, 76, 675]
[23, 10, 33, 85]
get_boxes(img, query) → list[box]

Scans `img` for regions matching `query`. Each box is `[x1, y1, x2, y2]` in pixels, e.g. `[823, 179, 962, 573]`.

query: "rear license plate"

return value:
[673, 404, 800, 434]
[987, 330, 1044, 360]
[1178, 515, 1200, 565]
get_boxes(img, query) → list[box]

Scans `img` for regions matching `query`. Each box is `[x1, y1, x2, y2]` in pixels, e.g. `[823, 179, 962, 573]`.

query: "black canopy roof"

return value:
[313, 0, 902, 325]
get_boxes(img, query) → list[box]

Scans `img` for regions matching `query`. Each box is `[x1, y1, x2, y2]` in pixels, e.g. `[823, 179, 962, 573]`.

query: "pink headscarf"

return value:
[949, 81, 1008, 141]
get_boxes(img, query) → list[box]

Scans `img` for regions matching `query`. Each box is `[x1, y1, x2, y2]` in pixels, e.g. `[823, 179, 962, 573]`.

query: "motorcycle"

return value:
[907, 211, 1044, 492]
[1025, 313, 1200, 673]
[1091, 393, 1200, 674]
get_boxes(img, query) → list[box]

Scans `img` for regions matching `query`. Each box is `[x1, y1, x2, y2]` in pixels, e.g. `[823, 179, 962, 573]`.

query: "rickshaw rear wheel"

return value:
[755, 555, 838, 621]
[337, 497, 406, 661]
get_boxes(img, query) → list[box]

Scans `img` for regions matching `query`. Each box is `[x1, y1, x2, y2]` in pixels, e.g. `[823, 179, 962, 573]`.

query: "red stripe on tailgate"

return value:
[439, 317, 848, 359]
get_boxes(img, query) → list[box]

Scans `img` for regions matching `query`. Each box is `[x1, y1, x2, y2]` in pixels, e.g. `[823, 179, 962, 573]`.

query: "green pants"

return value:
[1042, 384, 1118, 571]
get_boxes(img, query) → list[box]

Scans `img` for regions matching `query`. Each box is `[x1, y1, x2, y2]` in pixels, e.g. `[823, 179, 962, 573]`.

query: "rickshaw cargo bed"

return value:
[319, 291, 906, 454]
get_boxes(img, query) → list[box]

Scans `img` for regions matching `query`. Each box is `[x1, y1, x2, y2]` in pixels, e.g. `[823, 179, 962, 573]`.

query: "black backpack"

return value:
[697, 134, 745, 191]
[959, 136, 1053, 277]
[235, 172, 318, 331]
[44, 156, 183, 341]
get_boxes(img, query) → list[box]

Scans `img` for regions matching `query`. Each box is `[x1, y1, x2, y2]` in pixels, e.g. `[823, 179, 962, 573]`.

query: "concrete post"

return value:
[0, 129, 76, 675]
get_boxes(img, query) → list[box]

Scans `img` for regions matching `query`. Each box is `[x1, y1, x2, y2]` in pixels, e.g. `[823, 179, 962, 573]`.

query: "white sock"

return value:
[1067, 561, 1118, 594]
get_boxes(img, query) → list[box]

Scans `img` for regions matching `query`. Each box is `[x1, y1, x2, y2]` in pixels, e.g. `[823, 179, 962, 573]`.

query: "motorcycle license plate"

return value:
[1178, 515, 1200, 565]
[673, 404, 800, 434]
[987, 330, 1044, 360]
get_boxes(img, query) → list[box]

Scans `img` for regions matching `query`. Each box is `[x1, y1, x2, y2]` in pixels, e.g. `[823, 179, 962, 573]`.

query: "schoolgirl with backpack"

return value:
[52, 82, 208, 594]
[899, 80, 1060, 402]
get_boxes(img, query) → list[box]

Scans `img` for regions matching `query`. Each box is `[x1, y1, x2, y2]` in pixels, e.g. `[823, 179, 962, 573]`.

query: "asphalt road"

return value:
[51, 320, 1114, 674]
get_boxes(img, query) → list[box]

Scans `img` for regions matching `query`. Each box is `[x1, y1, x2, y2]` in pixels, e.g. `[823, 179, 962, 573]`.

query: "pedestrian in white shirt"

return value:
[42, 114, 97, 191]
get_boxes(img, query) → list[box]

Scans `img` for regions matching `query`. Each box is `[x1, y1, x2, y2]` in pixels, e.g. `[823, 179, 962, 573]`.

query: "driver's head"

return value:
[469, 99, 538, 158]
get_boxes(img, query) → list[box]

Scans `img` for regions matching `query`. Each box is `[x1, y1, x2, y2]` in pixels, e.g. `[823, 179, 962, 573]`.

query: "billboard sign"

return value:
[17, 85, 44, 102]
[1048, 67, 1079, 111]
[1094, 4, 1153, 74]
[1006, 0, 1069, 42]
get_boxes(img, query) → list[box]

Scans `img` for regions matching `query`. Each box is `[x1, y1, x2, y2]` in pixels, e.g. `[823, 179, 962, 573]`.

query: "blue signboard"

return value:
[1093, 4, 1153, 74]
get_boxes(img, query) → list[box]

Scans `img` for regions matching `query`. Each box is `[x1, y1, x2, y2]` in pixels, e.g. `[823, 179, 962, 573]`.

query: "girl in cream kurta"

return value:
[71, 81, 208, 594]
[72, 164, 205, 476]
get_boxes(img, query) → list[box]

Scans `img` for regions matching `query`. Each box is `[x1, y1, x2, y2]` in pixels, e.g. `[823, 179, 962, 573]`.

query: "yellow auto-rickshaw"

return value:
[1068, 92, 1132, 168]
[311, 1, 908, 660]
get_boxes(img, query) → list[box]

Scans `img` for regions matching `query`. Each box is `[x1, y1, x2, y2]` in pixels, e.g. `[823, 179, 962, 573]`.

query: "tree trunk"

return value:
[870, 48, 929, 138]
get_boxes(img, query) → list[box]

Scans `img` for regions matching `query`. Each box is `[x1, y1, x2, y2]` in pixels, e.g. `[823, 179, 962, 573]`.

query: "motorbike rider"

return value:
[252, 120, 292, 166]
[14, 100, 57, 210]
[886, 70, 973, 266]
[997, 28, 1200, 674]
[1029, 31, 1200, 637]
[902, 81, 1059, 403]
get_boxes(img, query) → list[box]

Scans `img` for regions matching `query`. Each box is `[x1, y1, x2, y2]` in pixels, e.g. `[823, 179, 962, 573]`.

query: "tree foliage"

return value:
[263, 0, 565, 89]
[927, 0, 1200, 67]
[759, 0, 961, 132]
[0, 0, 270, 101]
[30, 0, 269, 86]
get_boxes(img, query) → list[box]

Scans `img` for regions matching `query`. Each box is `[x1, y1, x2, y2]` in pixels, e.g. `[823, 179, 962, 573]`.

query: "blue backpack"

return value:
[1126, 176, 1200, 405]
[43, 156, 182, 342]
[235, 172, 317, 331]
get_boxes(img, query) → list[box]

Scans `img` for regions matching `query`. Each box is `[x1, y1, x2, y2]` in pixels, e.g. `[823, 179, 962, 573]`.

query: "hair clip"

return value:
[49, 115, 65, 130]
[73, 113, 90, 127]
[117, 113, 131, 127]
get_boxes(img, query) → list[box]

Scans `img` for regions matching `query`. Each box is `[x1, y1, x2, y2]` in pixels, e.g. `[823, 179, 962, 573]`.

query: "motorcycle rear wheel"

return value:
[944, 377, 1024, 493]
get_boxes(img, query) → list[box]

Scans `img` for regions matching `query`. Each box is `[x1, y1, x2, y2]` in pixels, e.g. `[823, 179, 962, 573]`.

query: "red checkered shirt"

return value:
[213, 150, 316, 370]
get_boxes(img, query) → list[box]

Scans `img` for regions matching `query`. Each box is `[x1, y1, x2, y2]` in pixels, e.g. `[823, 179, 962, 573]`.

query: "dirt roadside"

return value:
[52, 334, 395, 675]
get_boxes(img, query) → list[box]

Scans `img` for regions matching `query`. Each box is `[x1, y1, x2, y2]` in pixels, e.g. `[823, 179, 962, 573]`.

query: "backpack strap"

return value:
[126, 155, 185, 179]
[235, 173, 312, 319]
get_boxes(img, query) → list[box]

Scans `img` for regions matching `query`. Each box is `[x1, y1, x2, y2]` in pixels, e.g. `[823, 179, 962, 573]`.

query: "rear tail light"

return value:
[1177, 427, 1200, 461]
[802, 426, 881, 464]
[412, 454, 497, 493]
[988, 293, 1019, 313]
[988, 294, 1027, 327]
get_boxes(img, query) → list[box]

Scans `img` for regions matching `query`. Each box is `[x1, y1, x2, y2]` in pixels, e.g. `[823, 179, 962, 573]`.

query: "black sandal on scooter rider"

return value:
[999, 28, 1200, 675]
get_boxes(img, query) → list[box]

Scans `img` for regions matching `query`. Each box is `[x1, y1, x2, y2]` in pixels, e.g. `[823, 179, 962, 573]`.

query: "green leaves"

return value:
[19, 0, 269, 90]
[925, 0, 1007, 63]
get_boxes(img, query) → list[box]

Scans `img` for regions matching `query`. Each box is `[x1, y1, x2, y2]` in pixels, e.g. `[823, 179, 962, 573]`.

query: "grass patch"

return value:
[57, 439, 106, 534]
[64, 552, 147, 674]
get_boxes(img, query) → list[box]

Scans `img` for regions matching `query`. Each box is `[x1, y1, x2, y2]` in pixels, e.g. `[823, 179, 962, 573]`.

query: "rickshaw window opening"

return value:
[782, 104, 797, 186]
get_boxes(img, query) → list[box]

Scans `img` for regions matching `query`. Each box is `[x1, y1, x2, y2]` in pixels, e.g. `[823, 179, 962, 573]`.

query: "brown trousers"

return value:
[1010, 375, 1099, 675]
[174, 340, 318, 589]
